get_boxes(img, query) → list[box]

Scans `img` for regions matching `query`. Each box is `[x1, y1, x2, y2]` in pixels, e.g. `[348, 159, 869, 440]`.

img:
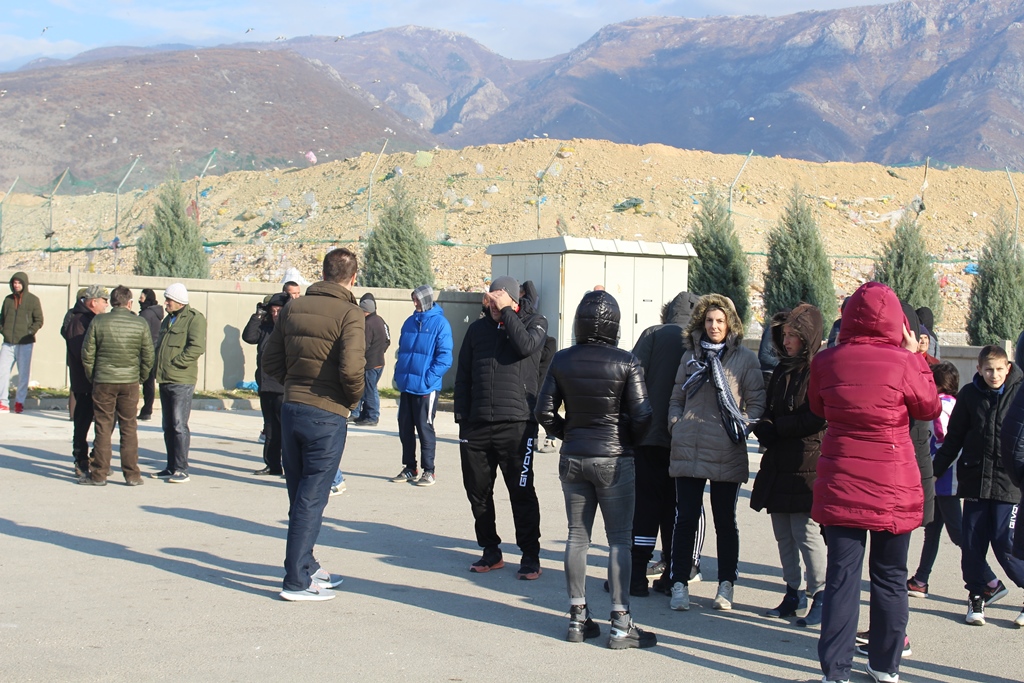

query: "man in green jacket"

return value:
[152, 283, 206, 483]
[0, 272, 44, 413]
[80, 285, 154, 486]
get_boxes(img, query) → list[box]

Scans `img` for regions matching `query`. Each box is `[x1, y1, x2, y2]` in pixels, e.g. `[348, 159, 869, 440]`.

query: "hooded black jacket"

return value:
[935, 361, 1023, 504]
[454, 296, 548, 424]
[61, 298, 96, 394]
[629, 291, 699, 449]
[535, 291, 652, 457]
[750, 304, 827, 514]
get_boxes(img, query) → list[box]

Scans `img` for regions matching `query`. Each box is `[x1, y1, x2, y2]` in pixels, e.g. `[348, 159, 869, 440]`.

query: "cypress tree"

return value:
[966, 211, 1024, 345]
[874, 210, 942, 321]
[361, 180, 434, 289]
[763, 188, 837, 321]
[687, 184, 750, 324]
[135, 172, 208, 278]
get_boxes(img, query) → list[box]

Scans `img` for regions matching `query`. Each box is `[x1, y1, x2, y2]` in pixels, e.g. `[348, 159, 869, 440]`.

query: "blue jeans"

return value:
[560, 456, 635, 610]
[281, 402, 347, 591]
[352, 366, 383, 422]
[159, 383, 195, 473]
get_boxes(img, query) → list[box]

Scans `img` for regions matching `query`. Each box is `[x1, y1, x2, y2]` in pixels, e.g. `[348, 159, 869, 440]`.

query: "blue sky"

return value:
[1, 1, 890, 69]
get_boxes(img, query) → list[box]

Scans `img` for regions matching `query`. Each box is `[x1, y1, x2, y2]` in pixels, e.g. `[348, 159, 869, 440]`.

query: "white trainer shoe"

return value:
[713, 581, 734, 610]
[670, 582, 690, 611]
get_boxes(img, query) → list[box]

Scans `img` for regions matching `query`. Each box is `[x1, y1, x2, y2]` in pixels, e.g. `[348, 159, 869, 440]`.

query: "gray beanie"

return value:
[359, 293, 376, 314]
[489, 275, 520, 304]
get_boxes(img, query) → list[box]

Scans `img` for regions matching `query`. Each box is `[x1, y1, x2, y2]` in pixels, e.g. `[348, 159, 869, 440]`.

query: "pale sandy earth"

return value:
[4, 139, 1021, 333]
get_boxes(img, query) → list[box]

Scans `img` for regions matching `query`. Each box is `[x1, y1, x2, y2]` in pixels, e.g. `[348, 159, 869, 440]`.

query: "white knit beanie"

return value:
[163, 283, 189, 305]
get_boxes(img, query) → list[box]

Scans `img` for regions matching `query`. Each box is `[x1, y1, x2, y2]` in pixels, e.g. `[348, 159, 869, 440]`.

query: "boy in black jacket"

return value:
[933, 345, 1024, 626]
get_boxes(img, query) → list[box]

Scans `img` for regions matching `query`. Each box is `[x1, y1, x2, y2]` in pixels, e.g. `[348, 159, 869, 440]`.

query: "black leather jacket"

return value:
[535, 291, 652, 457]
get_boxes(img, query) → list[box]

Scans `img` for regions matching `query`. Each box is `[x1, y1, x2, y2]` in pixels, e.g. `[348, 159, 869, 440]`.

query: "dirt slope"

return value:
[2, 138, 1019, 334]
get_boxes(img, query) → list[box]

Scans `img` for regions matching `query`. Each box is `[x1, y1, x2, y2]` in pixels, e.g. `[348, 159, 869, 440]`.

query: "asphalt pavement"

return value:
[0, 406, 1020, 682]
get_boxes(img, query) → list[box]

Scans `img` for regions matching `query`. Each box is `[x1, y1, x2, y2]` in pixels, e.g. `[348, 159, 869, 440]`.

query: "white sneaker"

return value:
[689, 564, 702, 583]
[670, 582, 690, 611]
[1014, 605, 1024, 628]
[865, 662, 899, 682]
[311, 567, 345, 589]
[822, 678, 850, 683]
[966, 594, 986, 625]
[713, 581, 734, 610]
[279, 583, 336, 602]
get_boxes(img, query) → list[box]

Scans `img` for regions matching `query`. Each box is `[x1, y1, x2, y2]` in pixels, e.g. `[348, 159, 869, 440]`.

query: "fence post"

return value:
[0, 176, 18, 255]
[729, 150, 754, 215]
[365, 138, 389, 230]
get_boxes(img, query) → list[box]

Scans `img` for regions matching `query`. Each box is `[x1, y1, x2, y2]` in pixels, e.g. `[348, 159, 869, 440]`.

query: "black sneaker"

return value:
[389, 467, 418, 483]
[470, 548, 504, 573]
[607, 611, 656, 650]
[855, 635, 912, 657]
[517, 556, 542, 580]
[353, 418, 378, 426]
[567, 605, 600, 643]
[253, 466, 284, 476]
[138, 413, 152, 421]
[151, 469, 174, 479]
[982, 580, 1008, 606]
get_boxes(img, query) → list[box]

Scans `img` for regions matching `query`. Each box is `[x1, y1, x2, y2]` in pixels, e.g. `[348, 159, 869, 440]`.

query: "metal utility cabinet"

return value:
[487, 237, 697, 351]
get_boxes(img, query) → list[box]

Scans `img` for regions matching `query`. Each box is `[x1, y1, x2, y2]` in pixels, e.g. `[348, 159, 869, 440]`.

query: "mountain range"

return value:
[3, 0, 1024, 189]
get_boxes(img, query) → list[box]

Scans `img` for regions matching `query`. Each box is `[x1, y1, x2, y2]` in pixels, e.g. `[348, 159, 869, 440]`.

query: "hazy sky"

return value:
[2, 1, 891, 68]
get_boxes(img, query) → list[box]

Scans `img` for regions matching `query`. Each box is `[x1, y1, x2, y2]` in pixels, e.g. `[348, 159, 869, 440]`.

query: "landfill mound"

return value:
[3, 138, 1017, 333]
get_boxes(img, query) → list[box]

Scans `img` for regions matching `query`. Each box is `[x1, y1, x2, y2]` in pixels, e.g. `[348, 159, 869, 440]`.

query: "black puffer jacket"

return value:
[242, 312, 284, 394]
[999, 332, 1024, 559]
[934, 362, 1023, 504]
[750, 304, 826, 514]
[630, 291, 699, 448]
[454, 297, 548, 424]
[535, 291, 652, 457]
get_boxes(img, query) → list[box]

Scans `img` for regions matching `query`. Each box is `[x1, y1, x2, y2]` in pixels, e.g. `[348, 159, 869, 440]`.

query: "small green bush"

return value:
[135, 171, 209, 278]
[361, 181, 433, 289]
[687, 184, 750, 324]
[875, 211, 942, 321]
[967, 211, 1024, 345]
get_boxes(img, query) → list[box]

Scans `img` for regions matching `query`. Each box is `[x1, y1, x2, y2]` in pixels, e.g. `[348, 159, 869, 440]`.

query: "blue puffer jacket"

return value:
[394, 305, 453, 395]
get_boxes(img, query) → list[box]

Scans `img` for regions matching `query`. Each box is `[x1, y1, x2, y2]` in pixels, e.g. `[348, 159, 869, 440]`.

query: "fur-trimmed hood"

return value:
[683, 293, 744, 350]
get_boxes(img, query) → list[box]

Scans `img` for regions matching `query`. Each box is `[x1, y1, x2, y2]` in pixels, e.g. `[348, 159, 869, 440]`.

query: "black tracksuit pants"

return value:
[459, 420, 541, 558]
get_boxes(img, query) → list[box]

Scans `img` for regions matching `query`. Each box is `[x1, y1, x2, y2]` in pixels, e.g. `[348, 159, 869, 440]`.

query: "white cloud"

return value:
[0, 34, 86, 63]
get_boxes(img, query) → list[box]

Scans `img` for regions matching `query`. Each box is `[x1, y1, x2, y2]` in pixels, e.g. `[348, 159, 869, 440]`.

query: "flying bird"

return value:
[245, 28, 254, 33]
[373, 79, 381, 83]
[334, 35, 345, 42]
[41, 26, 51, 34]
[275, 36, 286, 41]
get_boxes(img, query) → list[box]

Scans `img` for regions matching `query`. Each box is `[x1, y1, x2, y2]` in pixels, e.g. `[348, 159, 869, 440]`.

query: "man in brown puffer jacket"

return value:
[263, 249, 365, 602]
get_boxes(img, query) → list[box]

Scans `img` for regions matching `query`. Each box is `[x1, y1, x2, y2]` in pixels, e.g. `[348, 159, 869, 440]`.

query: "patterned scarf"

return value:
[679, 338, 750, 444]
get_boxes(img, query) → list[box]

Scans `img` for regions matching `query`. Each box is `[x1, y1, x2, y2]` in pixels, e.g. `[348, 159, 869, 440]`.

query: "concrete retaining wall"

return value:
[1, 268, 484, 392]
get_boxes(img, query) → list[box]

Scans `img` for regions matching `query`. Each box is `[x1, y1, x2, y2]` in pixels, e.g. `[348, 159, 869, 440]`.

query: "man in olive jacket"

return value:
[152, 283, 207, 483]
[81, 286, 154, 486]
[0, 271, 44, 413]
[263, 249, 365, 602]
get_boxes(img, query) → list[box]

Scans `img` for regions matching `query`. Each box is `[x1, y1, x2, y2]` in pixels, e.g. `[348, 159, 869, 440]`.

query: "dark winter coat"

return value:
[242, 312, 284, 394]
[668, 293, 766, 483]
[630, 291, 700, 449]
[364, 312, 391, 369]
[750, 304, 826, 514]
[454, 301, 548, 424]
[934, 363, 1023, 505]
[139, 301, 164, 344]
[999, 357, 1024, 560]
[81, 307, 154, 385]
[263, 281, 366, 417]
[808, 282, 941, 534]
[61, 299, 96, 394]
[535, 290, 651, 457]
[1, 272, 44, 344]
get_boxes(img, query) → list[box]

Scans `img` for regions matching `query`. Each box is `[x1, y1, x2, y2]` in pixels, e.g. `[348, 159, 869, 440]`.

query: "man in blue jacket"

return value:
[391, 285, 453, 487]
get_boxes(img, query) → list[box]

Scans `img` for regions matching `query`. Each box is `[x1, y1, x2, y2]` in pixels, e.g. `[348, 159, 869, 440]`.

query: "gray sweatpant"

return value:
[772, 512, 826, 596]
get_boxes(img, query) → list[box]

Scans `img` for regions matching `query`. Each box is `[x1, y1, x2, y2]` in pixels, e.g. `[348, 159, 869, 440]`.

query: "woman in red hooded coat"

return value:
[808, 282, 940, 683]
